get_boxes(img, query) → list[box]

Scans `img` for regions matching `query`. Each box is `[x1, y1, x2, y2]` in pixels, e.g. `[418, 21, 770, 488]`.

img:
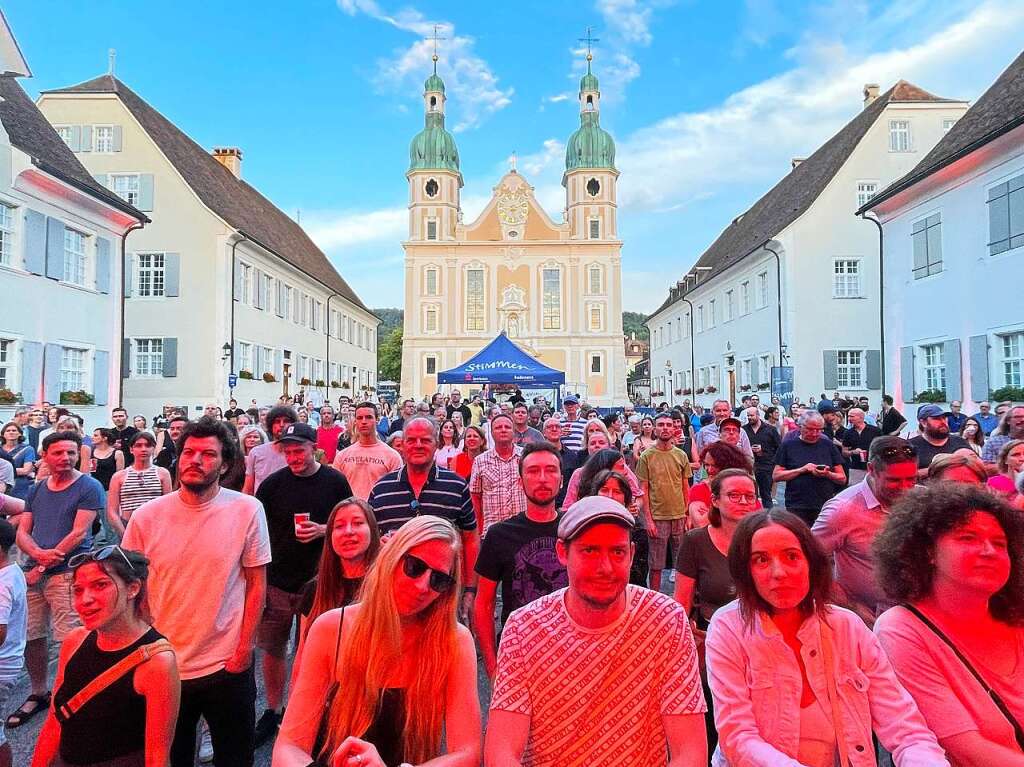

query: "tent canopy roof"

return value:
[437, 333, 565, 386]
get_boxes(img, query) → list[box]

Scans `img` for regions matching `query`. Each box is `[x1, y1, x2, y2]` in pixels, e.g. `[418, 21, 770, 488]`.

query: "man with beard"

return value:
[473, 442, 567, 680]
[123, 417, 270, 767]
[637, 412, 690, 592]
[909, 404, 970, 479]
[487, 496, 707, 766]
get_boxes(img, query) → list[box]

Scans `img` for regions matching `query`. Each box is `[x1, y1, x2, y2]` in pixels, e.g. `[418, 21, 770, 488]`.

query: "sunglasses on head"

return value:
[402, 554, 455, 593]
[877, 445, 915, 460]
[68, 545, 136, 573]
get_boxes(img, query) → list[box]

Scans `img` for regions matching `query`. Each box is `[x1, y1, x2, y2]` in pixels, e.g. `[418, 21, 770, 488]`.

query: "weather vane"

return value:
[430, 24, 447, 72]
[578, 26, 599, 63]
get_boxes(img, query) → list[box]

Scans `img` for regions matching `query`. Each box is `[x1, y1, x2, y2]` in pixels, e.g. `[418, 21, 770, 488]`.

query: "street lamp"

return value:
[221, 342, 232, 363]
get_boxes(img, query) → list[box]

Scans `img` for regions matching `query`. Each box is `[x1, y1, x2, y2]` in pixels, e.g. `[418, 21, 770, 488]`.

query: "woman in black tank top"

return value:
[89, 429, 124, 491]
[32, 545, 179, 767]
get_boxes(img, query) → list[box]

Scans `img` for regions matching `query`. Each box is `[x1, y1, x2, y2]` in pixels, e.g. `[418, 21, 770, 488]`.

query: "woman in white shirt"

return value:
[705, 508, 948, 767]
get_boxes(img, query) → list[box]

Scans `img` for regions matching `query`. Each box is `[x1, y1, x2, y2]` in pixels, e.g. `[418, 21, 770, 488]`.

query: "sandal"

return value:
[6, 691, 50, 728]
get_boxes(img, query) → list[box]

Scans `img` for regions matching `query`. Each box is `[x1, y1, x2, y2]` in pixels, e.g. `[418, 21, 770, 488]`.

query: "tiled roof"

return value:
[862, 51, 1024, 212]
[0, 75, 145, 220]
[43, 75, 371, 313]
[649, 80, 959, 319]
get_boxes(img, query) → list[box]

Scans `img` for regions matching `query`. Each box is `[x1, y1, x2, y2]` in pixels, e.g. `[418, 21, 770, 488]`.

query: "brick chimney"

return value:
[863, 84, 880, 108]
[212, 147, 243, 178]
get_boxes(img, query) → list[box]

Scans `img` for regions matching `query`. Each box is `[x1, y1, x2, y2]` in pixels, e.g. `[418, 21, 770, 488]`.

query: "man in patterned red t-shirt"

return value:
[486, 496, 708, 767]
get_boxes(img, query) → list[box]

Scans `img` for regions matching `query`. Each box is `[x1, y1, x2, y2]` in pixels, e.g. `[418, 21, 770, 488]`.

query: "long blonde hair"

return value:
[321, 515, 462, 763]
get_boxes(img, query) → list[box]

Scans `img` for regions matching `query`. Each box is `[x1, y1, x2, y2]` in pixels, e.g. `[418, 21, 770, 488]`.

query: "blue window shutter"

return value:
[112, 125, 123, 152]
[233, 257, 242, 301]
[122, 339, 132, 379]
[865, 350, 881, 391]
[822, 350, 838, 390]
[944, 339, 962, 402]
[45, 217, 64, 280]
[253, 346, 262, 376]
[138, 174, 154, 211]
[70, 126, 82, 152]
[80, 126, 92, 152]
[93, 350, 110, 406]
[253, 269, 263, 309]
[95, 237, 112, 294]
[162, 338, 178, 377]
[20, 341, 43, 401]
[93, 173, 108, 188]
[275, 281, 285, 317]
[164, 253, 180, 297]
[968, 335, 990, 402]
[900, 346, 915, 403]
[43, 343, 62, 401]
[274, 349, 283, 377]
[24, 209, 46, 275]
[123, 253, 133, 298]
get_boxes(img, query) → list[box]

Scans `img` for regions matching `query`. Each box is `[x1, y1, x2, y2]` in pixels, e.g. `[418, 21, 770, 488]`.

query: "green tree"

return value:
[377, 327, 403, 383]
[622, 311, 650, 340]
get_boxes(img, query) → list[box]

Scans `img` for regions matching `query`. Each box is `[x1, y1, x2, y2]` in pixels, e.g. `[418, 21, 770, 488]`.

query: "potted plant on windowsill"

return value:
[341, 382, 351, 390]
[238, 370, 254, 380]
[682, 388, 692, 395]
[695, 387, 705, 394]
[314, 379, 325, 387]
[757, 382, 770, 390]
[262, 372, 277, 383]
[0, 389, 21, 405]
[330, 380, 341, 389]
[300, 377, 312, 386]
[706, 385, 718, 393]
[740, 384, 751, 392]
[60, 390, 94, 405]
[913, 389, 946, 404]
[674, 388, 683, 395]
[990, 385, 1024, 402]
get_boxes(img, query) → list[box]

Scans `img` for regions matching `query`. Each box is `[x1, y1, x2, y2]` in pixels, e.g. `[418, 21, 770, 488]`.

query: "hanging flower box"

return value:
[60, 390, 94, 405]
[341, 382, 351, 390]
[695, 387, 705, 394]
[706, 385, 718, 393]
[757, 382, 770, 390]
[299, 377, 312, 386]
[674, 388, 683, 395]
[740, 384, 752, 392]
[682, 388, 692, 395]
[330, 380, 341, 388]
[262, 372, 277, 383]
[238, 370, 254, 380]
[0, 388, 21, 405]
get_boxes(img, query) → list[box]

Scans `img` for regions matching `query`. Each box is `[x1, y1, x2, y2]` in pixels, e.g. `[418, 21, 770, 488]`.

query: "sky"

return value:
[8, 1, 1023, 313]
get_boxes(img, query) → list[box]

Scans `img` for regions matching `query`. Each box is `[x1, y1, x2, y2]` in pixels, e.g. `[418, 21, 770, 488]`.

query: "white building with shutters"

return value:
[38, 75, 378, 419]
[0, 15, 147, 428]
[861, 52, 1024, 411]
[646, 82, 969, 410]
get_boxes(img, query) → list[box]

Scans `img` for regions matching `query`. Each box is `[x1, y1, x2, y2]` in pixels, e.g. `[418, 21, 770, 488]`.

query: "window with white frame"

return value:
[111, 174, 140, 206]
[425, 267, 438, 296]
[856, 182, 878, 208]
[836, 350, 863, 388]
[697, 305, 705, 333]
[709, 365, 719, 389]
[292, 290, 302, 324]
[329, 362, 339, 384]
[725, 290, 735, 321]
[740, 358, 752, 386]
[60, 347, 88, 392]
[281, 285, 293, 319]
[740, 282, 750, 315]
[589, 266, 601, 294]
[260, 273, 272, 310]
[942, 118, 957, 134]
[136, 253, 165, 297]
[912, 213, 943, 279]
[314, 359, 324, 383]
[757, 271, 768, 308]
[542, 268, 561, 330]
[0, 204, 15, 266]
[425, 355, 437, 375]
[426, 219, 438, 241]
[759, 354, 771, 385]
[63, 227, 87, 286]
[833, 259, 863, 298]
[239, 262, 253, 304]
[590, 354, 602, 374]
[238, 342, 252, 374]
[301, 295, 310, 326]
[588, 219, 600, 239]
[56, 126, 74, 147]
[313, 300, 322, 331]
[589, 305, 602, 332]
[466, 268, 485, 331]
[262, 347, 274, 376]
[0, 338, 13, 390]
[425, 307, 438, 333]
[708, 299, 716, 328]
[1002, 332, 1023, 387]
[94, 126, 114, 153]
[133, 338, 164, 377]
[922, 344, 946, 392]
[889, 120, 911, 152]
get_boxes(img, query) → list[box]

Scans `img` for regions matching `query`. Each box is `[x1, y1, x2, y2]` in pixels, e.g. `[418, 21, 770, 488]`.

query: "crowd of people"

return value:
[0, 387, 1021, 767]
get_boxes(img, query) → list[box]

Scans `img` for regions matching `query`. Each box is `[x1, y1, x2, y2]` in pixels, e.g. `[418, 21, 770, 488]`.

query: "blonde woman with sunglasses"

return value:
[274, 515, 481, 767]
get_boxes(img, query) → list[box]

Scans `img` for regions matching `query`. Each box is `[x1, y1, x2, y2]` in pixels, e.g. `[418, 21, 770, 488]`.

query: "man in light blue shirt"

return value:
[972, 401, 999, 435]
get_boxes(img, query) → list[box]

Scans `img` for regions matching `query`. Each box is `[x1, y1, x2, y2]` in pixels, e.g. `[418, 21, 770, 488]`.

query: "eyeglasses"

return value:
[401, 554, 455, 593]
[722, 492, 758, 504]
[68, 545, 136, 573]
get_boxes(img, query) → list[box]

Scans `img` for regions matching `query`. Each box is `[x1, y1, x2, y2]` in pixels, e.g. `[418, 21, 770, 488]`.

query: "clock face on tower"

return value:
[425, 179, 439, 198]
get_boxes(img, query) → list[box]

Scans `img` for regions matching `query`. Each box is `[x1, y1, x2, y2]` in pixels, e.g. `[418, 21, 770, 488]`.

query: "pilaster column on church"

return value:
[445, 257, 457, 333]
[568, 255, 580, 334]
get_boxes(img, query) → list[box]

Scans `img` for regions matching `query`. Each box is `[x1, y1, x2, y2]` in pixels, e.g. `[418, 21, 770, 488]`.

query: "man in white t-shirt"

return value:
[332, 402, 402, 500]
[487, 496, 707, 766]
[124, 417, 270, 767]
[0, 519, 26, 765]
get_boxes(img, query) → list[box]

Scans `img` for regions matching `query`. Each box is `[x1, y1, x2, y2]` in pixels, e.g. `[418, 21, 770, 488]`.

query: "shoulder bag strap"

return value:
[818, 617, 854, 767]
[57, 638, 174, 721]
[314, 607, 346, 765]
[902, 603, 1024, 751]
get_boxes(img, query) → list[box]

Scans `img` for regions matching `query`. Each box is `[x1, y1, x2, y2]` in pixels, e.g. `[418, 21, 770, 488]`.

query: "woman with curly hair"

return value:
[874, 484, 1024, 765]
[274, 515, 481, 767]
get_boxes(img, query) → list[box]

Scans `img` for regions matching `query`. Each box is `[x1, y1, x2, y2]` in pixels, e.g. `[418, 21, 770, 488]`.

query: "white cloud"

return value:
[616, 0, 1024, 212]
[595, 0, 656, 46]
[304, 206, 406, 250]
[337, 0, 512, 132]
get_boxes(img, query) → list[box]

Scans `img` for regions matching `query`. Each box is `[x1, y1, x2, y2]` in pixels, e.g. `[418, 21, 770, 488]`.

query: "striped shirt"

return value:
[558, 415, 587, 452]
[118, 465, 164, 520]
[368, 463, 477, 536]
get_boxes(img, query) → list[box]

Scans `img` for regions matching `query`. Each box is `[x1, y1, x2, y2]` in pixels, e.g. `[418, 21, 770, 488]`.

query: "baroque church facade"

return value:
[400, 56, 627, 406]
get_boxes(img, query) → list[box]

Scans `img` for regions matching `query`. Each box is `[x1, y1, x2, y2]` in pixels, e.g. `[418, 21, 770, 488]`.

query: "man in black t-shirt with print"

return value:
[253, 422, 352, 747]
[773, 411, 846, 526]
[473, 442, 568, 680]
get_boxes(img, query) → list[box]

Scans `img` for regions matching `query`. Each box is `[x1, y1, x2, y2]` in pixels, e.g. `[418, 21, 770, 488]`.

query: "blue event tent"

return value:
[436, 332, 565, 387]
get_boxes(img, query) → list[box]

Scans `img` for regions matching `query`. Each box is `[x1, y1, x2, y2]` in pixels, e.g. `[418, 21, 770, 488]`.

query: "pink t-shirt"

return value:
[332, 441, 402, 500]
[875, 605, 1024, 750]
[987, 474, 1018, 499]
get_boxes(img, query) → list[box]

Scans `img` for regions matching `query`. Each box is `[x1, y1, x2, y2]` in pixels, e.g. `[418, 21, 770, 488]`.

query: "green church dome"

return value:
[424, 72, 445, 94]
[565, 111, 616, 171]
[580, 70, 599, 93]
[409, 72, 460, 173]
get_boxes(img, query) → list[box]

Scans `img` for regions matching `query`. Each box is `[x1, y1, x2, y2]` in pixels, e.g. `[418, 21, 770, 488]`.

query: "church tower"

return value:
[407, 53, 462, 242]
[563, 51, 618, 241]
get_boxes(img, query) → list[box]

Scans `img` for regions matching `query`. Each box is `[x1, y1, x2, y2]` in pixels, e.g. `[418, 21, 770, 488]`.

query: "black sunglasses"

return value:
[877, 445, 916, 460]
[402, 554, 455, 593]
[68, 545, 137, 573]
